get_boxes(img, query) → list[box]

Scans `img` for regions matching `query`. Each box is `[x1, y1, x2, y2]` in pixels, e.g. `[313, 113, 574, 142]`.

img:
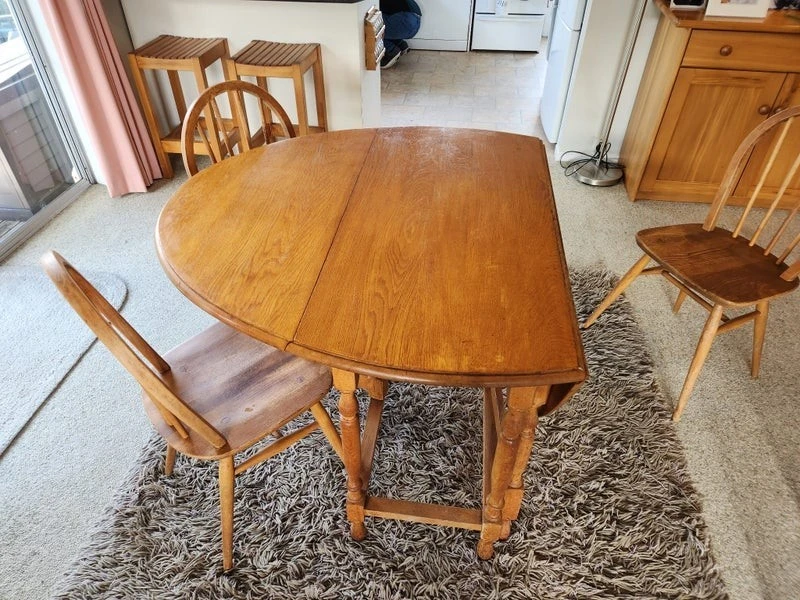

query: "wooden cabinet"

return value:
[621, 0, 800, 206]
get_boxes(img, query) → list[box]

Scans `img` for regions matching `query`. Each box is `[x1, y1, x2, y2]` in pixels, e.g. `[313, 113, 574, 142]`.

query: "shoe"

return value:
[398, 40, 410, 55]
[381, 48, 401, 69]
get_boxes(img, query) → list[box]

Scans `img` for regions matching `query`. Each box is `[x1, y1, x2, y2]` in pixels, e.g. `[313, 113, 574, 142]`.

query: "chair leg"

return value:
[673, 304, 724, 421]
[219, 456, 235, 571]
[751, 301, 769, 378]
[309, 401, 344, 461]
[165, 444, 177, 476]
[673, 290, 687, 314]
[582, 254, 651, 328]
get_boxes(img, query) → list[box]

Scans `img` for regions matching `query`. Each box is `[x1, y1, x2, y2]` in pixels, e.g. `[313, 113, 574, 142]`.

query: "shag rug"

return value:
[52, 269, 728, 599]
[0, 266, 126, 456]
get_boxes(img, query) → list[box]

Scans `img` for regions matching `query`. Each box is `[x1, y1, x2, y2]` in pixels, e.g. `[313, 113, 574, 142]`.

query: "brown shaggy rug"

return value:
[52, 269, 728, 599]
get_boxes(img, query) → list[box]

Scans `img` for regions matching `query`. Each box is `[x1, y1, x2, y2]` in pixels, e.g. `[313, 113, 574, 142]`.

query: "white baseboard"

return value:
[408, 39, 468, 52]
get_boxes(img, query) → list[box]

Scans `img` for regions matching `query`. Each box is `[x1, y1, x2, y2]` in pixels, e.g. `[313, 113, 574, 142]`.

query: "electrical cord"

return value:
[559, 142, 623, 178]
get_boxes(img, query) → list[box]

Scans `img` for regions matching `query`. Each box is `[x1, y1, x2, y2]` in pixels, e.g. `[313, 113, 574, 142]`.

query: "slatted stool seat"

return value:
[129, 35, 232, 178]
[228, 40, 328, 137]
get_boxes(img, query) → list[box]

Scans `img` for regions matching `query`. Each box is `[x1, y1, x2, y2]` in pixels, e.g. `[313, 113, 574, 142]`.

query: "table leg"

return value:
[478, 386, 545, 559]
[332, 368, 366, 540]
[360, 376, 388, 401]
[499, 386, 549, 539]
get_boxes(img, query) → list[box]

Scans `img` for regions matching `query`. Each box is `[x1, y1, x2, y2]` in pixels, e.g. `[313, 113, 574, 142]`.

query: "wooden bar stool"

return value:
[228, 41, 328, 137]
[129, 35, 231, 178]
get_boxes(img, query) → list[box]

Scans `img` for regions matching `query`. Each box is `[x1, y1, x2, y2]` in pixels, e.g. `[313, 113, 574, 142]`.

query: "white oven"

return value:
[471, 0, 549, 51]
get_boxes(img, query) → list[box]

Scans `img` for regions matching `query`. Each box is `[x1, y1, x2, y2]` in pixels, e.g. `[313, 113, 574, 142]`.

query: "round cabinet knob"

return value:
[719, 45, 733, 56]
[758, 104, 772, 115]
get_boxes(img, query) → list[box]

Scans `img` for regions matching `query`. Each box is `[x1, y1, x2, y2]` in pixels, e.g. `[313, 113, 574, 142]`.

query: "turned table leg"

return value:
[332, 369, 367, 540]
[478, 386, 547, 558]
[499, 387, 548, 540]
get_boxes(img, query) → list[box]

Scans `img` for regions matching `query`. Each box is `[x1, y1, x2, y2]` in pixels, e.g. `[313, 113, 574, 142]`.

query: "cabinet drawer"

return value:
[683, 30, 800, 73]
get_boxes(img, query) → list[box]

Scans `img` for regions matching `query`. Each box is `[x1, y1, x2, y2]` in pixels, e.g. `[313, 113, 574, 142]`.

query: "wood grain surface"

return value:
[636, 224, 799, 306]
[295, 128, 583, 383]
[655, 0, 800, 33]
[157, 129, 376, 349]
[158, 127, 586, 389]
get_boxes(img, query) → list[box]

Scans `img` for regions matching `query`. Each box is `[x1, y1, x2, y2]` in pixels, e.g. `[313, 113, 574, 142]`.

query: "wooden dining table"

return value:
[156, 126, 587, 559]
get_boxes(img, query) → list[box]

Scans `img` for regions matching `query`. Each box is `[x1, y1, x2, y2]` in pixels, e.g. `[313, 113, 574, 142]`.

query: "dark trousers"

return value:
[384, 12, 421, 54]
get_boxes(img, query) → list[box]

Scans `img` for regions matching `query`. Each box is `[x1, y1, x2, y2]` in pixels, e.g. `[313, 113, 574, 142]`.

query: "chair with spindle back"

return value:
[41, 251, 343, 570]
[180, 79, 296, 177]
[583, 106, 800, 421]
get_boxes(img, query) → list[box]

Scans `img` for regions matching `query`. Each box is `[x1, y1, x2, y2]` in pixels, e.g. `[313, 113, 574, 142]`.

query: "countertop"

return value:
[247, 0, 361, 4]
[655, 0, 800, 32]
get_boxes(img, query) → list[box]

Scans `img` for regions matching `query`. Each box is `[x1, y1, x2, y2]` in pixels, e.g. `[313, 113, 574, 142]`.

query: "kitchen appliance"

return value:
[409, 0, 472, 51]
[471, 0, 548, 51]
[539, 0, 587, 143]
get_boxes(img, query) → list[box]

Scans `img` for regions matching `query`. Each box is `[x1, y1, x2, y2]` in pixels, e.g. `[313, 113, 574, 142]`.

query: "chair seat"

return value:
[232, 41, 318, 68]
[636, 223, 799, 307]
[133, 35, 227, 66]
[142, 322, 332, 459]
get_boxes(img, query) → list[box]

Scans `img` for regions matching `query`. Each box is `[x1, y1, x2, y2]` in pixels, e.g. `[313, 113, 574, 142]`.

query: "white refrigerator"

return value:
[540, 0, 587, 143]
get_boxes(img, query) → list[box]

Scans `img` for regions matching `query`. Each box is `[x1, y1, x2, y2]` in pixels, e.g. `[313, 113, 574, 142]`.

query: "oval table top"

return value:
[157, 127, 586, 402]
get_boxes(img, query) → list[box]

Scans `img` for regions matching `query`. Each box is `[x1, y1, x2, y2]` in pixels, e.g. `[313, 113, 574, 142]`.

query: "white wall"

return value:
[554, 0, 660, 161]
[120, 0, 381, 133]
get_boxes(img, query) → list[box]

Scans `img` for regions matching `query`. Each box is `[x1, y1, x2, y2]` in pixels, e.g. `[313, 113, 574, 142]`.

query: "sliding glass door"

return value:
[0, 0, 89, 258]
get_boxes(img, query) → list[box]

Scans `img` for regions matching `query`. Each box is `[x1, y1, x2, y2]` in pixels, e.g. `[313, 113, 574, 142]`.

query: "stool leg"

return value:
[223, 58, 238, 82]
[292, 65, 310, 136]
[167, 71, 187, 124]
[128, 56, 172, 178]
[311, 46, 328, 132]
[256, 76, 276, 143]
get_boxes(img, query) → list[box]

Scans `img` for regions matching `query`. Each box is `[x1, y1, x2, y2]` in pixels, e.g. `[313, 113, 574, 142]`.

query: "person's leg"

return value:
[384, 12, 421, 46]
[381, 37, 401, 69]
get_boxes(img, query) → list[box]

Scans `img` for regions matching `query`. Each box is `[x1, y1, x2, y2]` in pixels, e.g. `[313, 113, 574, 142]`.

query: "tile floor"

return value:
[380, 48, 550, 146]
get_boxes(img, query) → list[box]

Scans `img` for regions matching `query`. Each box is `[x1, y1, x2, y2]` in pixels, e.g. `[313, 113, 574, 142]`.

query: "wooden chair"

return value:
[180, 79, 296, 177]
[40, 251, 343, 570]
[583, 106, 800, 421]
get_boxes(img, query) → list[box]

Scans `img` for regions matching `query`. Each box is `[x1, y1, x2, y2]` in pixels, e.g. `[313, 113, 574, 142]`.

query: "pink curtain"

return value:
[39, 0, 161, 197]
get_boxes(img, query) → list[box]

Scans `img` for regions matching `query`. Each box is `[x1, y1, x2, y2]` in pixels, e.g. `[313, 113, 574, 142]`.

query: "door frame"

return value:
[0, 0, 94, 260]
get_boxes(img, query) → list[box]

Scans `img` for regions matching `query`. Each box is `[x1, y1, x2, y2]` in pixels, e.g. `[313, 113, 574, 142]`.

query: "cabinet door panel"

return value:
[641, 68, 785, 201]
[734, 74, 800, 207]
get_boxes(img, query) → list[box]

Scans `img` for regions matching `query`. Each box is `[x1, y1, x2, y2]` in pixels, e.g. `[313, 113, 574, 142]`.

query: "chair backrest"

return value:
[704, 105, 800, 282]
[181, 79, 296, 176]
[40, 251, 227, 450]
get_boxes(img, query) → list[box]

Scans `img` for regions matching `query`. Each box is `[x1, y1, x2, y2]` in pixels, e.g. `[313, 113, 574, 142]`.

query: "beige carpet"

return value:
[0, 267, 126, 457]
